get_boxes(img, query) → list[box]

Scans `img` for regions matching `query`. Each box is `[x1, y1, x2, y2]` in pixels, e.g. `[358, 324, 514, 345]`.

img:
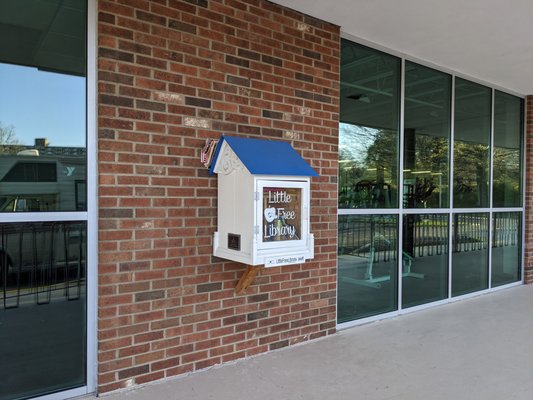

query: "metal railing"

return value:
[492, 213, 520, 248]
[1, 222, 86, 309]
[339, 213, 519, 265]
[339, 216, 398, 263]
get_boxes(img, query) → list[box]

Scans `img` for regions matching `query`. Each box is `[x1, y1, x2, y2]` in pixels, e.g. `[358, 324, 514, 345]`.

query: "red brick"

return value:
[97, 0, 339, 393]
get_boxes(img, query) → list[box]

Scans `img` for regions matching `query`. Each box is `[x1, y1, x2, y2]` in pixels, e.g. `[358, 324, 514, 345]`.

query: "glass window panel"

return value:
[453, 79, 491, 208]
[452, 213, 489, 296]
[404, 62, 451, 208]
[339, 40, 401, 209]
[493, 92, 523, 207]
[338, 215, 398, 322]
[402, 214, 448, 308]
[491, 212, 521, 287]
[0, 2, 87, 399]
[0, 0, 87, 212]
[0, 221, 86, 400]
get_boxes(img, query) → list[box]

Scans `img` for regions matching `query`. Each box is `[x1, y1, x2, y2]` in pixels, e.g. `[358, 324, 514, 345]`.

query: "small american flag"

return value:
[201, 138, 219, 168]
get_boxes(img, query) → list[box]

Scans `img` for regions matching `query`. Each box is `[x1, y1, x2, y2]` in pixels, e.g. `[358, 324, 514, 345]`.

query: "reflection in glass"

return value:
[453, 79, 491, 208]
[339, 40, 400, 209]
[493, 92, 523, 207]
[0, 1, 87, 399]
[492, 212, 521, 287]
[402, 214, 448, 308]
[0, 146, 86, 212]
[452, 213, 489, 296]
[0, 222, 86, 400]
[404, 63, 451, 208]
[0, 3, 87, 212]
[338, 215, 398, 322]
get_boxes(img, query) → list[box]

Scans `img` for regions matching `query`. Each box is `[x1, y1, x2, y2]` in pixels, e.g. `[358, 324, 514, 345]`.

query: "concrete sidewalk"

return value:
[100, 285, 533, 400]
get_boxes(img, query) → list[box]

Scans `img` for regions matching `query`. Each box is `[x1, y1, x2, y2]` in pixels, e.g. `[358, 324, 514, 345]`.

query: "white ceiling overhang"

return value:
[272, 0, 533, 95]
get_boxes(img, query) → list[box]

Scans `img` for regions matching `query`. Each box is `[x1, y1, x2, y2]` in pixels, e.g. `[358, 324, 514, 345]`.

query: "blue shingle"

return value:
[210, 135, 319, 177]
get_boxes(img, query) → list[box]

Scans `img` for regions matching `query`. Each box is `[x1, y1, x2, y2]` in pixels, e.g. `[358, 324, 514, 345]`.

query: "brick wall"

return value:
[97, 0, 340, 393]
[525, 95, 533, 284]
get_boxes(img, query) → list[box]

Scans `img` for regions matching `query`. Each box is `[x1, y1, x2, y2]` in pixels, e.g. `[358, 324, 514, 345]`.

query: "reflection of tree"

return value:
[493, 147, 521, 206]
[453, 142, 489, 207]
[404, 134, 448, 208]
[365, 130, 397, 172]
[0, 122, 23, 154]
[414, 135, 448, 172]
[339, 123, 381, 164]
[339, 120, 522, 209]
[339, 124, 398, 208]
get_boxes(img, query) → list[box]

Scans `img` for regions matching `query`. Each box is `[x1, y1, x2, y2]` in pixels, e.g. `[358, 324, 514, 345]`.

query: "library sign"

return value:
[262, 187, 302, 242]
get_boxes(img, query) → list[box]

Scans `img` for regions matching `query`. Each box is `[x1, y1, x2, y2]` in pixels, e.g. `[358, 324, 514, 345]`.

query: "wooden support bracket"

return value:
[235, 265, 263, 294]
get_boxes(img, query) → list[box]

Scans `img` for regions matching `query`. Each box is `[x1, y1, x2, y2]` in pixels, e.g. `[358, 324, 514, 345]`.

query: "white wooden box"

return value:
[210, 136, 318, 267]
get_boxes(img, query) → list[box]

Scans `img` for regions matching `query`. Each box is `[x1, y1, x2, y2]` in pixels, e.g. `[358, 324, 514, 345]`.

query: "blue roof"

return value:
[210, 136, 319, 177]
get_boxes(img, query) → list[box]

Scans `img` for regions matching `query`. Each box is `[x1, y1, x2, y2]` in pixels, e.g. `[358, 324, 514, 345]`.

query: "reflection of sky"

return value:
[0, 63, 85, 147]
[339, 122, 379, 164]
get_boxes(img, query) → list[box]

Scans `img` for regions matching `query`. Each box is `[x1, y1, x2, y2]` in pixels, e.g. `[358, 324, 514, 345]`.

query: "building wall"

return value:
[525, 95, 533, 284]
[97, 0, 340, 393]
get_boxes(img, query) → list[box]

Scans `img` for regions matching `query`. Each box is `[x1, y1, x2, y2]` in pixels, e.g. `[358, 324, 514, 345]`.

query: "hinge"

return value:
[254, 225, 259, 235]
[254, 191, 260, 201]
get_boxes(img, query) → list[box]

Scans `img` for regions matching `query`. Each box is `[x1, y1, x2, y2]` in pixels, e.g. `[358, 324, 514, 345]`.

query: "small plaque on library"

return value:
[265, 254, 306, 268]
[227, 233, 241, 251]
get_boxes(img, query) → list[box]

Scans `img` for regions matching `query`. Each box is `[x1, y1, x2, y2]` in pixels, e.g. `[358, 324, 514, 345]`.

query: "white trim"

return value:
[29, 387, 88, 400]
[398, 297, 450, 315]
[340, 32, 526, 98]
[447, 212, 453, 298]
[481, 207, 524, 213]
[339, 207, 523, 216]
[521, 97, 527, 284]
[338, 208, 398, 215]
[86, 0, 98, 394]
[338, 280, 523, 330]
[0, 212, 88, 223]
[337, 309, 399, 330]
[489, 88, 495, 209]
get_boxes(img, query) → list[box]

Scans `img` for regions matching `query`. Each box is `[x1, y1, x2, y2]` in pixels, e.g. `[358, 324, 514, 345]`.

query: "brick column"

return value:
[524, 95, 533, 284]
[97, 0, 340, 393]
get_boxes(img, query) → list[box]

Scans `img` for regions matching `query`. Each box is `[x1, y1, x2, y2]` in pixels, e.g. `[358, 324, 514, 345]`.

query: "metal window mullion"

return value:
[448, 212, 453, 298]
[488, 210, 493, 289]
[396, 208, 451, 215]
[520, 98, 527, 283]
[339, 208, 497, 216]
[488, 89, 495, 288]
[486, 207, 524, 213]
[450, 76, 456, 210]
[399, 58, 406, 212]
[338, 208, 400, 215]
[448, 76, 456, 298]
[397, 58, 406, 311]
[0, 212, 88, 224]
[489, 88, 495, 209]
[86, 0, 98, 394]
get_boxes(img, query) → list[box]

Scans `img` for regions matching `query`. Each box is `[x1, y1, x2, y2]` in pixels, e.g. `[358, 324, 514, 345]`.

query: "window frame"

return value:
[337, 33, 526, 330]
